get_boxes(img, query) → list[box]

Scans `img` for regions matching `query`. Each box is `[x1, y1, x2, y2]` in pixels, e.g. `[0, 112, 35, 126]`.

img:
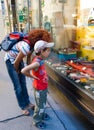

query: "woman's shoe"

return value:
[26, 103, 35, 110]
[35, 121, 46, 129]
[22, 109, 30, 116]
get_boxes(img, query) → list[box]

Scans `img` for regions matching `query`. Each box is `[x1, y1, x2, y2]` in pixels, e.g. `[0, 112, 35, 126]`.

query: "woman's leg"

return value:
[19, 73, 30, 106]
[5, 60, 28, 110]
[18, 62, 30, 106]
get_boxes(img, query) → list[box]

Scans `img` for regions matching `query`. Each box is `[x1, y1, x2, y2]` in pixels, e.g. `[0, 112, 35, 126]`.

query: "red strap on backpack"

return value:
[9, 33, 20, 39]
[23, 39, 34, 49]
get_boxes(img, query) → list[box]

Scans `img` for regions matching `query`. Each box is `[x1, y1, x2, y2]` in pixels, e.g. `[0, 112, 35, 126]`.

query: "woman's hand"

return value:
[14, 61, 20, 73]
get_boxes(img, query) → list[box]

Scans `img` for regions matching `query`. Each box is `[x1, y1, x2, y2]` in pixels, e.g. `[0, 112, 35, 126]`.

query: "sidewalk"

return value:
[0, 52, 65, 130]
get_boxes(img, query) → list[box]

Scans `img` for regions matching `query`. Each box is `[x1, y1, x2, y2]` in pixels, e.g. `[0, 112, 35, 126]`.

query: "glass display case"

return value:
[45, 51, 94, 124]
[40, 0, 94, 124]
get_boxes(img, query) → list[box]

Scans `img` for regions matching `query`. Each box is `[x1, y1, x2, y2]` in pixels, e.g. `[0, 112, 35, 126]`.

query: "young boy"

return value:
[21, 40, 54, 129]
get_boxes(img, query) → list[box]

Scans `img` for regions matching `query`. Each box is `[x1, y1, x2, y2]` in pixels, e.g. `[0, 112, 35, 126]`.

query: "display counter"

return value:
[45, 52, 94, 124]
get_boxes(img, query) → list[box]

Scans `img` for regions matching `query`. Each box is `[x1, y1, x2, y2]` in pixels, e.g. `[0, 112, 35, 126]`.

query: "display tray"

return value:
[45, 58, 94, 124]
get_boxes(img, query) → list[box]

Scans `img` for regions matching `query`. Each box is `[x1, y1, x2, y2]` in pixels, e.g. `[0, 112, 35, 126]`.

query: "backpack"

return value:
[0, 31, 29, 51]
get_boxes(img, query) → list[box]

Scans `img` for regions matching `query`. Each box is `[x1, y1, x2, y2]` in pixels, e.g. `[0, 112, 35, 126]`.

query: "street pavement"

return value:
[0, 51, 94, 130]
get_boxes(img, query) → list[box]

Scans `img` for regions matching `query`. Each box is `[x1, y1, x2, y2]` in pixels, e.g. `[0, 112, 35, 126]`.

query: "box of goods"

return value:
[58, 48, 77, 61]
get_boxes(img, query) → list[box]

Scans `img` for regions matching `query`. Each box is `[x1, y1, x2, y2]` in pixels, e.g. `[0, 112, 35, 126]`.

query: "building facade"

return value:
[1, 0, 94, 56]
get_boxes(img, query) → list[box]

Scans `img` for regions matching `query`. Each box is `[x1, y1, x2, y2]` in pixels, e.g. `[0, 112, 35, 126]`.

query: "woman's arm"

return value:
[14, 51, 25, 72]
[26, 49, 34, 65]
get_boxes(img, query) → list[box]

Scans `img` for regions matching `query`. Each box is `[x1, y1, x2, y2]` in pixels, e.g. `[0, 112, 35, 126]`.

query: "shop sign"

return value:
[19, 14, 24, 22]
[18, 11, 24, 22]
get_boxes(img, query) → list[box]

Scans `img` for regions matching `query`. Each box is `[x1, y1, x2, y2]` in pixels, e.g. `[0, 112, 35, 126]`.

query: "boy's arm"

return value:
[21, 62, 40, 80]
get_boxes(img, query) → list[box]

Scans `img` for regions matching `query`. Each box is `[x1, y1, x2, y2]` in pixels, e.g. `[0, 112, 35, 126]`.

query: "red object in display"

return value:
[66, 61, 94, 77]
[78, 61, 94, 68]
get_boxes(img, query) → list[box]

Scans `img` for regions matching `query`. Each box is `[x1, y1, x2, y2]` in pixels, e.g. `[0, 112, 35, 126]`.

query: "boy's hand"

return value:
[31, 75, 40, 80]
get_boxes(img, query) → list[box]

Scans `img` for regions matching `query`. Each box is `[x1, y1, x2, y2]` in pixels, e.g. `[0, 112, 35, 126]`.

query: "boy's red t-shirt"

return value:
[31, 56, 48, 90]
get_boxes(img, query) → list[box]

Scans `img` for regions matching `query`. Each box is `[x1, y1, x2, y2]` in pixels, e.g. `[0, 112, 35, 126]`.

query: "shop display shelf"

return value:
[45, 62, 94, 124]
